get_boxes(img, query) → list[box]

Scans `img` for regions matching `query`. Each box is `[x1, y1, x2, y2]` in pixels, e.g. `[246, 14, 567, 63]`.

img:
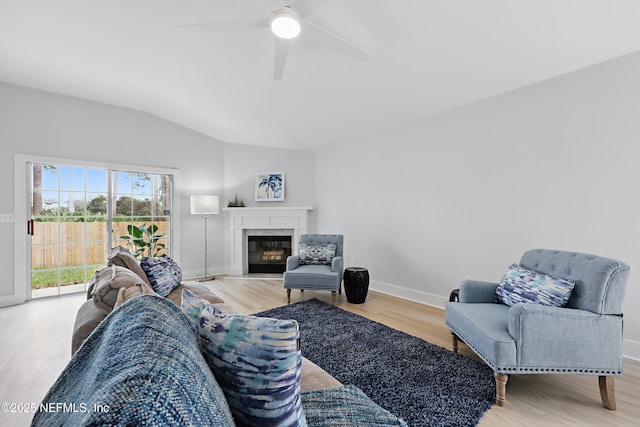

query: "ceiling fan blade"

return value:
[293, 0, 330, 20]
[303, 21, 370, 61]
[273, 37, 291, 80]
[179, 17, 269, 32]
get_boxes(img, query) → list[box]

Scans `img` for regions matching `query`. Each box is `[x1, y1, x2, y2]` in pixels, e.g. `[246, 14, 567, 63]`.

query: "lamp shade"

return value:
[190, 195, 219, 215]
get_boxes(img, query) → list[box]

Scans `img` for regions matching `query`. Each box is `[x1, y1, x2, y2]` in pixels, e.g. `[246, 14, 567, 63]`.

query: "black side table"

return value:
[343, 267, 369, 304]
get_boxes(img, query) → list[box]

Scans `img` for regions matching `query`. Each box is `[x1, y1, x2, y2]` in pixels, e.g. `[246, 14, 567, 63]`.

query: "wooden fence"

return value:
[31, 221, 169, 268]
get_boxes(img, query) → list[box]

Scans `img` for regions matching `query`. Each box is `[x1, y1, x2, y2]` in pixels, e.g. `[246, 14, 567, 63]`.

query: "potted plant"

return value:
[227, 193, 245, 207]
[120, 224, 166, 259]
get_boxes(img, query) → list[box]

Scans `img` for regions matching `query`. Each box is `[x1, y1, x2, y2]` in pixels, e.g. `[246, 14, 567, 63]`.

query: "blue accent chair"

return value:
[445, 249, 630, 409]
[284, 234, 344, 304]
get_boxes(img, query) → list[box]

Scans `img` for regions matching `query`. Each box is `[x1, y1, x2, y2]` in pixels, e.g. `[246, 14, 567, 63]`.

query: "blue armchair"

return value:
[284, 234, 344, 304]
[445, 249, 630, 409]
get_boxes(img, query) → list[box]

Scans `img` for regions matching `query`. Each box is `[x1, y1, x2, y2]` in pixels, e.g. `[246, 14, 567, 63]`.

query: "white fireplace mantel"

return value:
[224, 207, 312, 276]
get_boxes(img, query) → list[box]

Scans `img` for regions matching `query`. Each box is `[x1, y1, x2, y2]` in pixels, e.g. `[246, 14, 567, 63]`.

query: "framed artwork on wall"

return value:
[255, 172, 285, 201]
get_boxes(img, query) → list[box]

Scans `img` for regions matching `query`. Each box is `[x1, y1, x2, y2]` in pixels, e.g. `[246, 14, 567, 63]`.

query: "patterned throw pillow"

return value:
[298, 243, 337, 265]
[495, 264, 575, 307]
[198, 310, 306, 427]
[180, 288, 220, 328]
[140, 255, 182, 297]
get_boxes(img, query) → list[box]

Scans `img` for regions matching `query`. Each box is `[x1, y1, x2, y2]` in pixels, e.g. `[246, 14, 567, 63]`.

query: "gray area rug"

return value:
[255, 298, 495, 427]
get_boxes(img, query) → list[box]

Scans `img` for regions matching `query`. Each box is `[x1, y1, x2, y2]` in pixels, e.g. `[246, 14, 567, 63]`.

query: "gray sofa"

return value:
[445, 249, 630, 409]
[58, 249, 407, 426]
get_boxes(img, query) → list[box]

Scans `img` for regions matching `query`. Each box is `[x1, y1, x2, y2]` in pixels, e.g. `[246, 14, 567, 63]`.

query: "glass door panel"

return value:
[30, 164, 109, 298]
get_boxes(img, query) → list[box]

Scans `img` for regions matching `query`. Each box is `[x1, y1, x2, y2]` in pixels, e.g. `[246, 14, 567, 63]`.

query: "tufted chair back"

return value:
[519, 249, 630, 315]
[299, 234, 344, 258]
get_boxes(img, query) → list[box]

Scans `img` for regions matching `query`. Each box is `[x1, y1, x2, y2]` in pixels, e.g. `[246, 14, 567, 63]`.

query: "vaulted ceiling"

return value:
[2, 0, 640, 151]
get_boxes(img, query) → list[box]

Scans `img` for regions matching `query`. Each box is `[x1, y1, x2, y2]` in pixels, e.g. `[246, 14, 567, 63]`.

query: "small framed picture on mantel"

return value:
[255, 172, 285, 202]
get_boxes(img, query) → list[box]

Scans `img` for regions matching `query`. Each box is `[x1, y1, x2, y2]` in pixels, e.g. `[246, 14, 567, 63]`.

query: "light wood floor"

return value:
[1, 278, 639, 426]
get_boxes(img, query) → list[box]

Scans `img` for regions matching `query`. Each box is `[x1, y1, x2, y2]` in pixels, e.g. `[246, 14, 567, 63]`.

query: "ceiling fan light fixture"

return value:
[271, 7, 301, 39]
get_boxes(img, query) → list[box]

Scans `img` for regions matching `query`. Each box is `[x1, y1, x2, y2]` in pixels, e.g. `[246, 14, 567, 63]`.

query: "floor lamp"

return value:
[190, 195, 219, 282]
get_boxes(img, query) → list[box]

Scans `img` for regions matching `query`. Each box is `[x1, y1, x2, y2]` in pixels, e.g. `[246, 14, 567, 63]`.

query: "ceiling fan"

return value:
[179, 0, 370, 80]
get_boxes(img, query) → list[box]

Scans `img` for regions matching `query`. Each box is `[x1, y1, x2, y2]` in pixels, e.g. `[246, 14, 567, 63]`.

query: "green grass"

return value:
[32, 264, 105, 289]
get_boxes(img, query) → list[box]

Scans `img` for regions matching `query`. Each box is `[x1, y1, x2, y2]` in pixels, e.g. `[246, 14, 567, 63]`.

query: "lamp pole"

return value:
[190, 195, 219, 282]
[196, 212, 214, 282]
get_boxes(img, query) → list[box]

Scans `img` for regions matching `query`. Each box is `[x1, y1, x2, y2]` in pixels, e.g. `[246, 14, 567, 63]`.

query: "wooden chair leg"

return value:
[331, 291, 336, 304]
[451, 332, 459, 353]
[494, 373, 508, 406]
[599, 375, 616, 410]
[287, 289, 291, 304]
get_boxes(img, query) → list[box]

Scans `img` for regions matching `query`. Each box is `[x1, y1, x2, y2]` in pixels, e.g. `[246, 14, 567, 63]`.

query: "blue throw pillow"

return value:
[198, 310, 306, 427]
[140, 255, 182, 297]
[298, 243, 337, 265]
[180, 288, 220, 328]
[495, 264, 575, 307]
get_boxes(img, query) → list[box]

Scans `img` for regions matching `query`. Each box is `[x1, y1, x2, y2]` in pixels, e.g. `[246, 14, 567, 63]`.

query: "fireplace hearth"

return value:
[247, 235, 292, 273]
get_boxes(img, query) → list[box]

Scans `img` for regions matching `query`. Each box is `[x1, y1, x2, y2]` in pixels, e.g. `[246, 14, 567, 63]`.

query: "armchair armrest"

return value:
[459, 279, 499, 303]
[286, 255, 300, 271]
[507, 304, 623, 368]
[331, 256, 344, 273]
[507, 304, 618, 339]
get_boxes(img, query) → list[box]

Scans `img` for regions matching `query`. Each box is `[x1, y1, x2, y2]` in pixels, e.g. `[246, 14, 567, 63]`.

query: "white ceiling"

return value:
[2, 0, 640, 151]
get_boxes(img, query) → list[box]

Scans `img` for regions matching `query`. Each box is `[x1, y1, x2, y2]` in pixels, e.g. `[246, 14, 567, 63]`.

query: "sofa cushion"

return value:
[301, 385, 407, 426]
[300, 358, 342, 392]
[444, 302, 516, 369]
[199, 310, 306, 427]
[140, 255, 182, 297]
[91, 265, 148, 314]
[298, 242, 337, 265]
[72, 299, 108, 355]
[35, 295, 236, 427]
[107, 246, 152, 286]
[495, 264, 575, 307]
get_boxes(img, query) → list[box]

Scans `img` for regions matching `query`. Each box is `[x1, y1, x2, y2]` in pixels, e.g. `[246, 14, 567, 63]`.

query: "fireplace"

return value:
[224, 207, 312, 276]
[247, 235, 292, 273]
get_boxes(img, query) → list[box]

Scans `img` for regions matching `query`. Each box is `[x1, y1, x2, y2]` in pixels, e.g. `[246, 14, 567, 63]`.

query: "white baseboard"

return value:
[182, 265, 228, 282]
[369, 279, 448, 309]
[0, 293, 25, 308]
[623, 338, 640, 362]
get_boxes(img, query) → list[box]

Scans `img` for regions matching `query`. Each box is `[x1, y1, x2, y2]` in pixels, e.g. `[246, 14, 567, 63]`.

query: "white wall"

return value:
[222, 143, 316, 267]
[222, 143, 316, 210]
[315, 51, 640, 359]
[0, 82, 317, 299]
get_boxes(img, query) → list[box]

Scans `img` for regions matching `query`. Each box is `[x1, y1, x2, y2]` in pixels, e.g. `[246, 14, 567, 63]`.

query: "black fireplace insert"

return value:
[247, 235, 292, 273]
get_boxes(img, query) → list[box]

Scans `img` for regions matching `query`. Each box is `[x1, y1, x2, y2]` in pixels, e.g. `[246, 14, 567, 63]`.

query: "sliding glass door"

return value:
[29, 162, 173, 298]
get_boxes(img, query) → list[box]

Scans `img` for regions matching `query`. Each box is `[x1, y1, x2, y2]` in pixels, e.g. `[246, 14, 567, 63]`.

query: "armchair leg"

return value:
[287, 289, 291, 304]
[451, 332, 459, 353]
[331, 291, 336, 304]
[494, 373, 508, 407]
[599, 376, 616, 410]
